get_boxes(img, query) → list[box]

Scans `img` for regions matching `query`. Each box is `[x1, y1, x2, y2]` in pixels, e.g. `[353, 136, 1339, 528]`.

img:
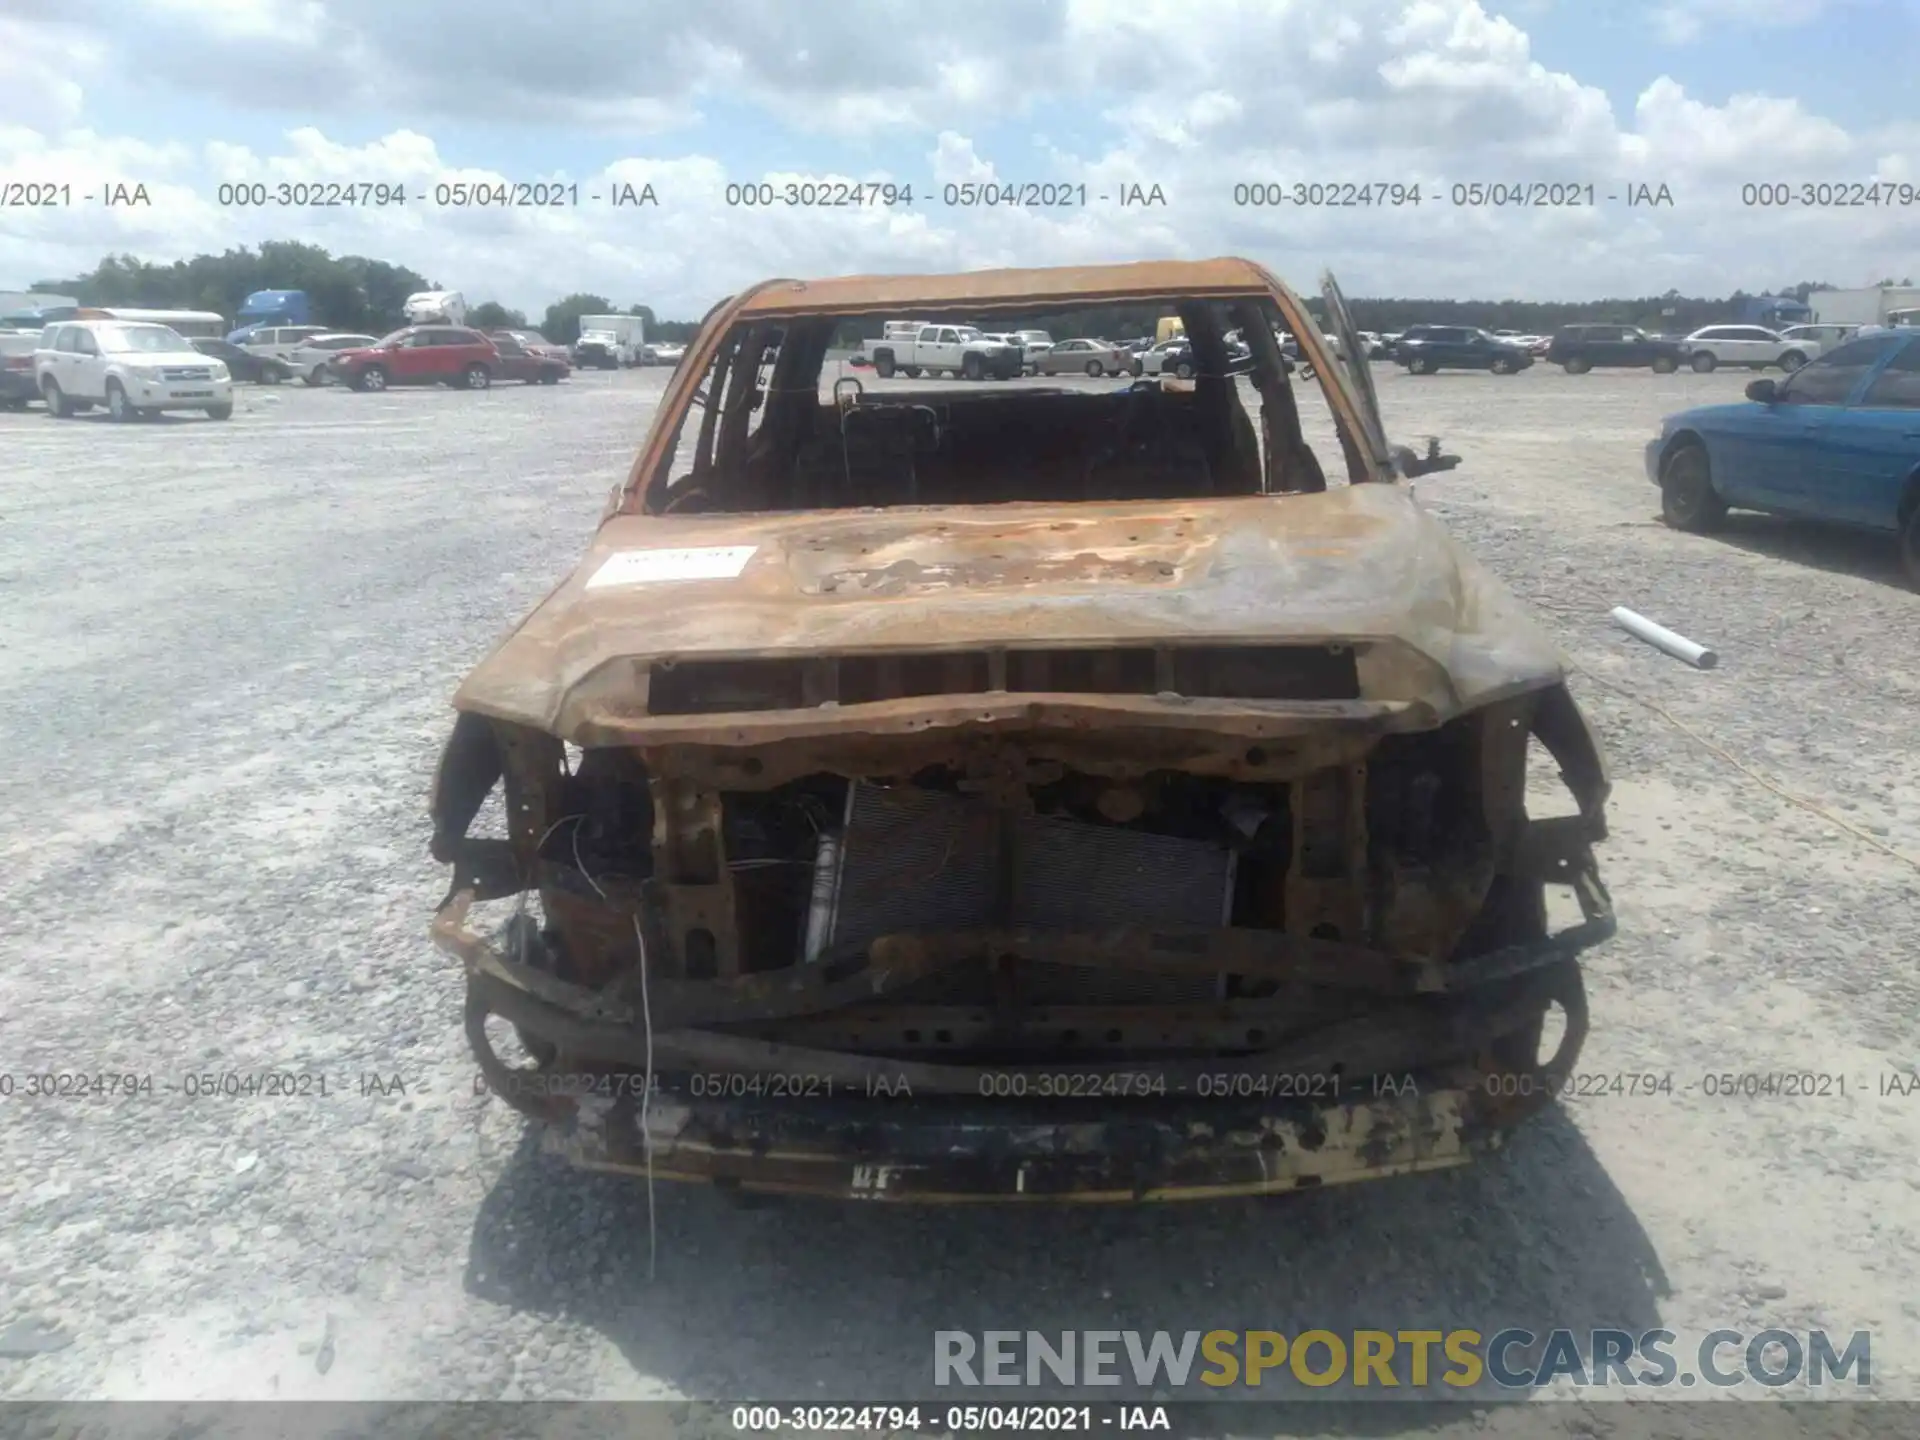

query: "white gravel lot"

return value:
[1, 362, 1917, 1430]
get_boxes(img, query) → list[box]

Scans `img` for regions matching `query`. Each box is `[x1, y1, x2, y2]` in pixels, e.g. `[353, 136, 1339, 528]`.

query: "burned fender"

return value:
[427, 711, 521, 907]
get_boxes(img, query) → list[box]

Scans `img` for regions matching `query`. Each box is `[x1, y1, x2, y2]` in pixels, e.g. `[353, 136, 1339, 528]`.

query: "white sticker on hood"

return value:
[585, 546, 758, 588]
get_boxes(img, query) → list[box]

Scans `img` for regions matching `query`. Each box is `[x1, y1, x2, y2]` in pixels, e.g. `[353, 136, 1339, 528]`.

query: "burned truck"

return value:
[428, 259, 1613, 1202]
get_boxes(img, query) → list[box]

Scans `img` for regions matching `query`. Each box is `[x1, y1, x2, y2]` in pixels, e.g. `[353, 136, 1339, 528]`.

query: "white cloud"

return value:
[0, 16, 103, 131]
[0, 0, 1913, 311]
[149, 0, 328, 42]
[929, 134, 996, 187]
[1650, 0, 1827, 45]
[1632, 78, 1853, 173]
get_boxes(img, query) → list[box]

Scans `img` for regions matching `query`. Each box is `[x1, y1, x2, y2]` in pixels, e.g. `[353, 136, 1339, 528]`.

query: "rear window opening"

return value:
[636, 296, 1374, 516]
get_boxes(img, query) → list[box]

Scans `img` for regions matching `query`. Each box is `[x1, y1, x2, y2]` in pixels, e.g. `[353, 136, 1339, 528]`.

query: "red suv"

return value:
[332, 326, 500, 392]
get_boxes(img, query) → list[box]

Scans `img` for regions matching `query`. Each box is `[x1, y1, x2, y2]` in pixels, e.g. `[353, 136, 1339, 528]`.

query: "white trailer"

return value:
[403, 290, 467, 325]
[0, 292, 78, 329]
[1812, 287, 1920, 328]
[1, 291, 77, 313]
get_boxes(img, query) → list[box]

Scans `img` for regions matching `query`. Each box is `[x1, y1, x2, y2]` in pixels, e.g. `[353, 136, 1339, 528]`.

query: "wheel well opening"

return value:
[1662, 430, 1706, 467]
[1898, 469, 1920, 524]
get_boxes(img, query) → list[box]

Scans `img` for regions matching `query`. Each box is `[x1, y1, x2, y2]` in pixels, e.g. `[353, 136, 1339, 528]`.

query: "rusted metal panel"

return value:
[728, 259, 1278, 316]
[546, 1085, 1482, 1203]
[447, 920, 1598, 1094]
[649, 779, 741, 977]
[453, 486, 1566, 740]
[586, 696, 1422, 761]
[627, 723, 1382, 792]
[865, 925, 1444, 993]
[1284, 761, 1369, 947]
[609, 260, 1386, 514]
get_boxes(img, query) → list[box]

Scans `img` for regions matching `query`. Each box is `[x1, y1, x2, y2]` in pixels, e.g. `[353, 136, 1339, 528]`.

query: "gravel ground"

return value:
[1, 362, 1917, 1431]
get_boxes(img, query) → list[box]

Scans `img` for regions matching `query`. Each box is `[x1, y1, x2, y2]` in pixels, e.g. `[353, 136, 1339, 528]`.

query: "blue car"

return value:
[1645, 330, 1920, 586]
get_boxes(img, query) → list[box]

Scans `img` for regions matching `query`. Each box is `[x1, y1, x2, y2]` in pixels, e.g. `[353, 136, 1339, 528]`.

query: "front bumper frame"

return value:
[436, 882, 1612, 1202]
[551, 1081, 1494, 1202]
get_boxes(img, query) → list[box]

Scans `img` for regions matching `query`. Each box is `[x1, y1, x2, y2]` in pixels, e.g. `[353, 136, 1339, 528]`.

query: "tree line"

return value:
[29, 242, 705, 344]
[30, 244, 1907, 347]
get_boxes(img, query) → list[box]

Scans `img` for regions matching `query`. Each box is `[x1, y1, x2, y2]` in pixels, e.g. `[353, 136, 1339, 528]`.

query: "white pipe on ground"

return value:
[1611, 606, 1718, 669]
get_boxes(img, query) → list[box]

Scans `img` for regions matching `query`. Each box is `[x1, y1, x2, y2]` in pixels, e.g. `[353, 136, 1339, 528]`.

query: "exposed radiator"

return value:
[802, 782, 1236, 991]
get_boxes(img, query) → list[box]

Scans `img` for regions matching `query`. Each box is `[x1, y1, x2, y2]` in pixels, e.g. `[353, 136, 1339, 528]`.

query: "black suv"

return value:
[1393, 325, 1532, 374]
[1546, 324, 1688, 374]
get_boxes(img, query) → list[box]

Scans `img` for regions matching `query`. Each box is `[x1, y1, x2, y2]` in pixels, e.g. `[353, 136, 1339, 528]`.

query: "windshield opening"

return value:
[99, 324, 190, 354]
[632, 295, 1370, 518]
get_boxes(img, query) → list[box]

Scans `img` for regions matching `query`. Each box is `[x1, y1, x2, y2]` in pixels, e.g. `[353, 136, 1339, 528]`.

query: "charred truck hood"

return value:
[455, 484, 1567, 744]
[429, 258, 1614, 1204]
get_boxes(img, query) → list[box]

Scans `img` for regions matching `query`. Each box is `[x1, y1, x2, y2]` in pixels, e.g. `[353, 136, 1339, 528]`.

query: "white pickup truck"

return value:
[871, 324, 1023, 381]
[574, 314, 645, 369]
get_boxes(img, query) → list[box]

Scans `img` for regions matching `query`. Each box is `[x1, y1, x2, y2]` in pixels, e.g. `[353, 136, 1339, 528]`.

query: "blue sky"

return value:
[3, 0, 1916, 315]
[1526, 1, 1914, 129]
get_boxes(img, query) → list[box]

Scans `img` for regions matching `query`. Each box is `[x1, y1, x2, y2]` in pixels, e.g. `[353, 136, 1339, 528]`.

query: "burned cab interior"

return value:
[643, 296, 1362, 516]
[433, 283, 1612, 1160]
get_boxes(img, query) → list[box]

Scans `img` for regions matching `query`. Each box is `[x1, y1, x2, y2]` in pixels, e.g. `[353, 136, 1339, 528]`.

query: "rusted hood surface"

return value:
[454, 485, 1566, 735]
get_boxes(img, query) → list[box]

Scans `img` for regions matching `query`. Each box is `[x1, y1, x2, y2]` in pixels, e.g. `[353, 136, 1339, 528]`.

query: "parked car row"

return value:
[973, 329, 1057, 374]
[864, 323, 1058, 377]
[857, 318, 1370, 383]
[870, 324, 1026, 380]
[186, 338, 296, 385]
[1395, 325, 1535, 374]
[1676, 325, 1816, 372]
[1131, 337, 1196, 378]
[0, 330, 41, 408]
[0, 318, 605, 418]
[1546, 325, 1689, 373]
[1379, 321, 1856, 377]
[290, 333, 382, 384]
[1010, 330, 1055, 370]
[322, 326, 571, 391]
[237, 324, 330, 365]
[852, 322, 1396, 382]
[1030, 337, 1132, 376]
